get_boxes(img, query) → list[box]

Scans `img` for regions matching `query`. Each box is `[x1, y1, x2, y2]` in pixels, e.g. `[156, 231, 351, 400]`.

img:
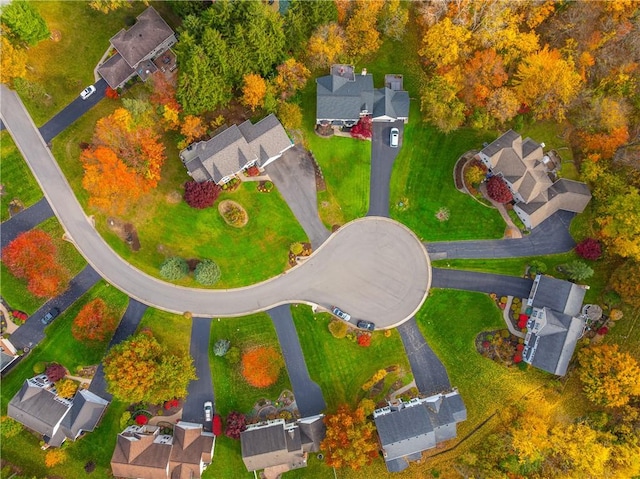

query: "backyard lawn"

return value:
[0, 132, 43, 222]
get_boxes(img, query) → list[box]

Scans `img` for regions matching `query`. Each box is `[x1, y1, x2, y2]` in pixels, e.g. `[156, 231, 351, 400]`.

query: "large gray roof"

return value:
[241, 423, 303, 472]
[96, 53, 136, 89]
[531, 275, 586, 316]
[59, 389, 109, 442]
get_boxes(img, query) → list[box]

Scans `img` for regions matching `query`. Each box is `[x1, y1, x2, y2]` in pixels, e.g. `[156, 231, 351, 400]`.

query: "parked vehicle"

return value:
[41, 307, 60, 325]
[390, 128, 399, 147]
[331, 306, 351, 322]
[204, 401, 213, 422]
[80, 85, 96, 100]
[357, 320, 375, 331]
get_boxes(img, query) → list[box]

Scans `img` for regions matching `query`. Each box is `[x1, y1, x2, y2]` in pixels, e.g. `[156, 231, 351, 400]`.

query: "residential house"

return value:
[98, 6, 177, 89]
[180, 113, 294, 185]
[476, 130, 591, 228]
[110, 421, 215, 479]
[240, 415, 325, 474]
[523, 274, 588, 376]
[0, 336, 19, 374]
[373, 390, 467, 473]
[8, 375, 109, 447]
[316, 65, 409, 127]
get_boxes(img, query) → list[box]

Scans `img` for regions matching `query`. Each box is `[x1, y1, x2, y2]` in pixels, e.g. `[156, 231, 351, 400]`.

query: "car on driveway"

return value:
[357, 320, 375, 331]
[41, 307, 60, 325]
[331, 306, 351, 322]
[80, 85, 96, 100]
[204, 401, 213, 422]
[390, 127, 399, 147]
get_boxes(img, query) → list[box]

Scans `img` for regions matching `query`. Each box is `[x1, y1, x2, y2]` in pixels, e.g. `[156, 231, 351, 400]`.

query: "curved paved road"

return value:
[1, 86, 430, 327]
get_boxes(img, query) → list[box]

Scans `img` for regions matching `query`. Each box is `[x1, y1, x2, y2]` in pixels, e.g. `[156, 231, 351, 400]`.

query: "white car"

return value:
[80, 85, 96, 100]
[390, 128, 399, 148]
[204, 401, 213, 422]
[331, 306, 351, 322]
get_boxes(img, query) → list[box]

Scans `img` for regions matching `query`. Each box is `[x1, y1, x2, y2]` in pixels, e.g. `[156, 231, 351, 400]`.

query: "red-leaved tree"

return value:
[45, 363, 67, 383]
[241, 346, 284, 388]
[183, 181, 222, 209]
[575, 238, 602, 260]
[357, 334, 371, 347]
[72, 298, 118, 342]
[350, 116, 372, 139]
[225, 411, 246, 439]
[486, 176, 513, 203]
[213, 415, 222, 436]
[2, 230, 70, 298]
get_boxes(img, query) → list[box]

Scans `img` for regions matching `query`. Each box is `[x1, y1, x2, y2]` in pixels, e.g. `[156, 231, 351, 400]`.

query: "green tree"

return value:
[88, 0, 131, 14]
[160, 257, 189, 280]
[378, 0, 408, 41]
[1, 416, 23, 438]
[194, 259, 221, 286]
[284, 0, 337, 56]
[420, 75, 465, 133]
[558, 260, 594, 282]
[1, 0, 49, 46]
[103, 333, 197, 403]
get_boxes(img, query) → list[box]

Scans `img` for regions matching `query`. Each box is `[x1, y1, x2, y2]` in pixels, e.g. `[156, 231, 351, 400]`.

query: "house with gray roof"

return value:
[240, 415, 325, 474]
[98, 6, 176, 89]
[523, 274, 588, 376]
[180, 114, 293, 184]
[8, 375, 109, 447]
[316, 65, 409, 127]
[476, 130, 591, 228]
[0, 337, 19, 374]
[373, 390, 467, 473]
[110, 421, 215, 479]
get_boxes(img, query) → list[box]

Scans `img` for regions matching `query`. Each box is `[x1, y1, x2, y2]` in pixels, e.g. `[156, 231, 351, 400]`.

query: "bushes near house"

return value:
[184, 181, 221, 209]
[160, 256, 189, 280]
[213, 339, 231, 357]
[219, 200, 248, 227]
[225, 411, 246, 440]
[194, 259, 221, 285]
[558, 260, 594, 282]
[486, 176, 513, 204]
[226, 346, 241, 365]
[44, 449, 67, 468]
[575, 238, 602, 260]
[350, 115, 372, 139]
[241, 346, 284, 388]
[213, 415, 223, 436]
[0, 416, 23, 438]
[290, 242, 304, 256]
[45, 363, 67, 382]
[328, 320, 348, 339]
[55, 378, 78, 399]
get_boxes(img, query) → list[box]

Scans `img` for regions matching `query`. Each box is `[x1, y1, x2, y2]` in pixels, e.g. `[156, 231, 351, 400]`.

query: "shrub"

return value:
[603, 290, 621, 307]
[597, 326, 609, 335]
[1, 416, 23, 438]
[516, 343, 525, 352]
[33, 362, 46, 374]
[45, 449, 67, 468]
[105, 86, 119, 99]
[328, 320, 348, 339]
[184, 181, 221, 209]
[226, 346, 241, 365]
[290, 242, 304, 255]
[486, 176, 513, 203]
[55, 378, 78, 399]
[160, 257, 189, 280]
[482, 341, 490, 349]
[610, 309, 624, 321]
[225, 411, 246, 439]
[213, 414, 223, 436]
[513, 354, 523, 363]
[358, 398, 376, 416]
[500, 329, 510, 338]
[213, 339, 231, 357]
[357, 333, 371, 347]
[135, 414, 148, 425]
[45, 363, 67, 383]
[362, 369, 387, 391]
[241, 347, 284, 388]
[245, 165, 260, 177]
[529, 260, 547, 275]
[575, 238, 602, 260]
[464, 163, 486, 186]
[194, 259, 221, 285]
[350, 115, 372, 139]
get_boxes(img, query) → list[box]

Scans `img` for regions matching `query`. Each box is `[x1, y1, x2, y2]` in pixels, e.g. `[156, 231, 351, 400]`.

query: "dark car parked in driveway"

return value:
[41, 307, 60, 325]
[357, 320, 375, 331]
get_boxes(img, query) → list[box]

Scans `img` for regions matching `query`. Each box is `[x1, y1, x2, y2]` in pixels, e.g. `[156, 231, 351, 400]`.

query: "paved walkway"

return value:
[478, 182, 522, 239]
[265, 146, 331, 250]
[503, 296, 525, 339]
[183, 317, 215, 428]
[368, 120, 403, 217]
[268, 305, 326, 417]
[0, 197, 54, 249]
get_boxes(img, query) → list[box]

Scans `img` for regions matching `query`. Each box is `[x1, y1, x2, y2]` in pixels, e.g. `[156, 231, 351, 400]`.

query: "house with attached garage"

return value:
[523, 274, 588, 376]
[98, 6, 177, 89]
[180, 113, 294, 185]
[373, 390, 467, 473]
[316, 64, 409, 128]
[8, 375, 109, 447]
[476, 130, 591, 229]
[240, 415, 325, 475]
[110, 421, 215, 479]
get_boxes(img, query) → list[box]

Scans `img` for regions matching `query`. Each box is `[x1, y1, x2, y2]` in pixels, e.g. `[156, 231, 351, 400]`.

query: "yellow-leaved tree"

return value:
[419, 17, 471, 70]
[241, 73, 267, 111]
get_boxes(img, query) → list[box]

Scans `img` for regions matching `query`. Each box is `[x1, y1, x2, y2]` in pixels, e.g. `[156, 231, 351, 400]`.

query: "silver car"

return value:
[204, 401, 213, 422]
[331, 306, 351, 322]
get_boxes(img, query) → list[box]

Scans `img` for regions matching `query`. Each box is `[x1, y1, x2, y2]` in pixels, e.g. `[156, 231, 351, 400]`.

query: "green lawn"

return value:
[137, 307, 192, 355]
[1, 217, 87, 315]
[0, 132, 43, 222]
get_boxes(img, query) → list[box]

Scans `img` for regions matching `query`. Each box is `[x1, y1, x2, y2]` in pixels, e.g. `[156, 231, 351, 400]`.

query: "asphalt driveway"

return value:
[427, 211, 577, 259]
[397, 317, 451, 396]
[368, 120, 404, 217]
[0, 197, 53, 249]
[431, 268, 534, 297]
[39, 79, 107, 143]
[183, 317, 215, 427]
[268, 305, 326, 417]
[265, 146, 330, 250]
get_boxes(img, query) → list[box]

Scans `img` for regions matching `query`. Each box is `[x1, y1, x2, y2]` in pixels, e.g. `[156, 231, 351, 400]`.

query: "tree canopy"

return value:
[1, 0, 49, 46]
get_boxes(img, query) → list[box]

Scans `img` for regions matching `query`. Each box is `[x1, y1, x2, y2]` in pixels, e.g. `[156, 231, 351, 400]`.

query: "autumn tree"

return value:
[321, 405, 379, 469]
[45, 363, 67, 383]
[44, 449, 67, 468]
[183, 180, 221, 209]
[0, 36, 27, 85]
[419, 17, 471, 70]
[277, 101, 303, 132]
[345, 0, 384, 58]
[103, 332, 197, 403]
[486, 87, 520, 125]
[575, 238, 602, 260]
[486, 176, 513, 203]
[72, 298, 118, 343]
[0, 416, 23, 438]
[241, 73, 267, 112]
[306, 23, 346, 70]
[179, 115, 207, 149]
[378, 0, 408, 41]
[55, 378, 78, 399]
[609, 261, 640, 307]
[241, 346, 284, 388]
[514, 46, 582, 121]
[459, 49, 508, 108]
[284, 0, 337, 57]
[1, 0, 49, 46]
[1, 229, 70, 298]
[420, 75, 465, 133]
[150, 71, 180, 111]
[88, 0, 132, 14]
[578, 344, 640, 408]
[274, 58, 310, 99]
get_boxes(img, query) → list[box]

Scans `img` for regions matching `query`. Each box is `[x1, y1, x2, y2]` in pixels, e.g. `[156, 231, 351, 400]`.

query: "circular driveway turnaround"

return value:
[1, 86, 430, 328]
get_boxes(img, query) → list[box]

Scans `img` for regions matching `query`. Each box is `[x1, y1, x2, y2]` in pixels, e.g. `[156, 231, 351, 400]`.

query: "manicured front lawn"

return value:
[0, 132, 43, 222]
[137, 308, 192, 355]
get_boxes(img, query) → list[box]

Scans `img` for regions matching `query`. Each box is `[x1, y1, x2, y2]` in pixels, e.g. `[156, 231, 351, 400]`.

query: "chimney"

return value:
[361, 68, 367, 76]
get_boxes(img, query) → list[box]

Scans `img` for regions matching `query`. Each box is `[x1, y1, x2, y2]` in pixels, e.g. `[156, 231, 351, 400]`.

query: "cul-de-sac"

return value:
[1, 1, 639, 478]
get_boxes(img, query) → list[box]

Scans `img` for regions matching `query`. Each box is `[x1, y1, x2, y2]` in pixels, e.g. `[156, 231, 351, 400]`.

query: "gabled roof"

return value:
[237, 114, 293, 165]
[59, 389, 109, 442]
[110, 7, 174, 68]
[530, 275, 586, 316]
[97, 53, 136, 90]
[373, 88, 410, 120]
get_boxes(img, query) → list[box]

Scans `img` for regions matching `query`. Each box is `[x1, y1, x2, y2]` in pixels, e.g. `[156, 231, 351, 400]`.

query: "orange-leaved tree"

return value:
[274, 58, 310, 99]
[241, 73, 267, 111]
[1, 229, 70, 298]
[321, 404, 379, 469]
[72, 298, 118, 342]
[179, 115, 207, 149]
[241, 346, 284, 388]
